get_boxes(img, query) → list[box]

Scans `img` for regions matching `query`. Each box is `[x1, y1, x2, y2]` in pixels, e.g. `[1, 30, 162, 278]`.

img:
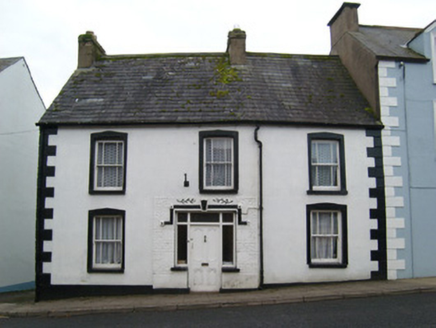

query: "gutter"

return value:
[254, 126, 264, 288]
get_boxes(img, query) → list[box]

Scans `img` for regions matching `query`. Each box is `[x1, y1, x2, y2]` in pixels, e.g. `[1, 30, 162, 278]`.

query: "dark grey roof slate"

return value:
[39, 53, 378, 127]
[352, 25, 426, 61]
[0, 57, 22, 73]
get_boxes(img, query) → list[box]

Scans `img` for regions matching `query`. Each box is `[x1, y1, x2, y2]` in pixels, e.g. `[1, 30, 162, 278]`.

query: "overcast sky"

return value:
[1, 0, 434, 107]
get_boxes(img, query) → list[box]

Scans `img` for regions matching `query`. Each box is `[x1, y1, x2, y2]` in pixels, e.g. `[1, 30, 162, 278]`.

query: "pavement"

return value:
[1, 278, 436, 318]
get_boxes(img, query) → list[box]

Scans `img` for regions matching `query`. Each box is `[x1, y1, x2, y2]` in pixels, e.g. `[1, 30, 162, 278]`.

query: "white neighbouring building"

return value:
[35, 30, 386, 300]
[0, 57, 45, 292]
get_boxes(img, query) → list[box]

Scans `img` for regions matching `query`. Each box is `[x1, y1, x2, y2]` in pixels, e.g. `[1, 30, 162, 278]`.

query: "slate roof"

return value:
[39, 53, 378, 127]
[0, 57, 22, 73]
[351, 25, 427, 61]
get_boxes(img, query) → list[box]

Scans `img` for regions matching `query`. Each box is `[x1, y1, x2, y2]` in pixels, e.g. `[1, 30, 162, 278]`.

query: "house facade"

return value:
[0, 57, 45, 292]
[329, 2, 436, 279]
[36, 30, 385, 300]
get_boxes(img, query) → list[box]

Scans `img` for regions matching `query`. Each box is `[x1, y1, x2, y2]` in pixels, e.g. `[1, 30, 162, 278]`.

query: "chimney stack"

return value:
[328, 3, 360, 52]
[78, 31, 106, 68]
[227, 28, 246, 65]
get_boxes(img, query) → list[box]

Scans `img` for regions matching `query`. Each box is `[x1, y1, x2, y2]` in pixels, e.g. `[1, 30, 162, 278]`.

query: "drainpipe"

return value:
[254, 126, 264, 288]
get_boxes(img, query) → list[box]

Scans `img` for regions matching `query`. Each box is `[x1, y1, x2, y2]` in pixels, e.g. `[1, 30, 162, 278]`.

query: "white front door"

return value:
[189, 225, 221, 292]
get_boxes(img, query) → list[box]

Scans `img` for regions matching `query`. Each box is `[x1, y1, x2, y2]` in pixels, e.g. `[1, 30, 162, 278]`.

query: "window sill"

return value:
[89, 190, 126, 195]
[307, 190, 348, 196]
[308, 263, 347, 269]
[171, 266, 188, 272]
[222, 267, 240, 273]
[200, 189, 238, 194]
[88, 268, 124, 273]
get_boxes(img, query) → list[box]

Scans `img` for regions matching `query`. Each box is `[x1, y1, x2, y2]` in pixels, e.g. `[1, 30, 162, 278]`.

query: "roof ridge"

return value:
[359, 24, 422, 31]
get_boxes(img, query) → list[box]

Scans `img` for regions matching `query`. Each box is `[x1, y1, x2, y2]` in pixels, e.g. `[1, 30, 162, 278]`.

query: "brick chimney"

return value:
[78, 31, 106, 68]
[227, 28, 246, 65]
[328, 3, 360, 52]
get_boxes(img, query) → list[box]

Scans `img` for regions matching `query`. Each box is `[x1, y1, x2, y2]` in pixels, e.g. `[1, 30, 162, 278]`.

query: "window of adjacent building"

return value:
[199, 131, 238, 193]
[175, 212, 236, 268]
[89, 131, 127, 194]
[308, 133, 347, 195]
[88, 209, 125, 273]
[307, 204, 347, 268]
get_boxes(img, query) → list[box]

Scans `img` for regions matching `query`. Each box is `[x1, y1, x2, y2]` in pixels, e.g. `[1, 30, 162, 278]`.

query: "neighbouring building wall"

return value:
[328, 4, 380, 118]
[0, 58, 45, 292]
[379, 24, 436, 279]
[404, 26, 436, 278]
[378, 60, 408, 279]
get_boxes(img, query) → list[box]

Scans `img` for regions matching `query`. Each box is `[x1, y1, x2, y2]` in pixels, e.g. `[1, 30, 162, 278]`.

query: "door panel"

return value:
[189, 225, 221, 292]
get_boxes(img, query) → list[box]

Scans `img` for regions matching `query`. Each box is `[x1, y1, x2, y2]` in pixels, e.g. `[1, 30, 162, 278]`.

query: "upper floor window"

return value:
[89, 131, 127, 194]
[308, 133, 347, 195]
[199, 131, 238, 193]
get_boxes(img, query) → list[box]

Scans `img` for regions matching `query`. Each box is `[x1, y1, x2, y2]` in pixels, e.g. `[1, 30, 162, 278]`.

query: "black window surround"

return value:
[87, 208, 126, 273]
[89, 131, 128, 195]
[306, 203, 348, 269]
[307, 132, 347, 195]
[199, 130, 239, 194]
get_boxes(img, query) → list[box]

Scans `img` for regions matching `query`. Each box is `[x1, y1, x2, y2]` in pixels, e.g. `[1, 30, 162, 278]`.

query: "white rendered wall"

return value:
[261, 126, 376, 284]
[0, 59, 45, 291]
[48, 124, 376, 288]
[48, 125, 260, 289]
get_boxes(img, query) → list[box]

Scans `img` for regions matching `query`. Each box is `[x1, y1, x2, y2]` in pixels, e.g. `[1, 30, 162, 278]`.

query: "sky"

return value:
[1, 0, 434, 107]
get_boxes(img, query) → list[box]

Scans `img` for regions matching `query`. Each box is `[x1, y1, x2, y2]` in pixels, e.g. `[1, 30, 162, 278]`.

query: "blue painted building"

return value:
[329, 3, 436, 279]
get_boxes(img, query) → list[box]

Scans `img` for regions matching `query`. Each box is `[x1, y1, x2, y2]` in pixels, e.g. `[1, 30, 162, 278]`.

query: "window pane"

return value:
[310, 210, 340, 261]
[191, 213, 219, 223]
[97, 167, 104, 187]
[177, 225, 187, 264]
[317, 142, 330, 163]
[204, 137, 233, 188]
[223, 225, 234, 264]
[117, 143, 123, 164]
[104, 142, 118, 165]
[212, 139, 225, 162]
[205, 139, 212, 162]
[94, 216, 123, 266]
[223, 213, 234, 223]
[95, 140, 124, 189]
[311, 212, 318, 234]
[104, 167, 118, 187]
[311, 140, 340, 188]
[178, 213, 187, 223]
[318, 213, 332, 234]
[97, 143, 104, 165]
[211, 164, 225, 186]
[332, 212, 338, 234]
[316, 166, 332, 186]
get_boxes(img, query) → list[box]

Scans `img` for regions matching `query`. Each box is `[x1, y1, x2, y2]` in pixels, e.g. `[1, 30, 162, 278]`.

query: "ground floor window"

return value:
[88, 208, 125, 273]
[175, 211, 236, 268]
[307, 203, 347, 268]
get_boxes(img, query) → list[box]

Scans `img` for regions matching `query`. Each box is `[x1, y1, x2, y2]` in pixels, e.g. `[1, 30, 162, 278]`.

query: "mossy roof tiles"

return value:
[39, 52, 378, 127]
